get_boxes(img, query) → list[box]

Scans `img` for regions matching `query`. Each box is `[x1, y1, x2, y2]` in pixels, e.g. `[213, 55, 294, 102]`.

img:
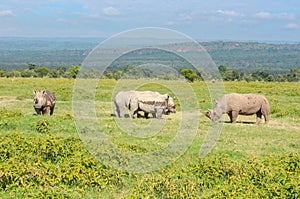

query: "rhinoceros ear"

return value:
[203, 109, 212, 119]
[33, 90, 36, 95]
[214, 99, 218, 105]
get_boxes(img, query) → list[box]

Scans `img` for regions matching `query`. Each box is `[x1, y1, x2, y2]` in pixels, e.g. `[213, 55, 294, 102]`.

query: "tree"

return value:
[286, 68, 299, 82]
[28, 63, 37, 71]
[6, 70, 20, 78]
[49, 66, 67, 78]
[0, 70, 6, 77]
[179, 69, 200, 82]
[48, 70, 59, 78]
[225, 70, 240, 81]
[69, 66, 81, 79]
[218, 65, 240, 81]
[266, 74, 275, 82]
[36, 67, 50, 77]
[244, 75, 254, 82]
[103, 71, 114, 79]
[56, 66, 67, 77]
[276, 75, 286, 82]
[113, 70, 124, 80]
[251, 71, 270, 81]
[21, 69, 37, 77]
[218, 65, 227, 79]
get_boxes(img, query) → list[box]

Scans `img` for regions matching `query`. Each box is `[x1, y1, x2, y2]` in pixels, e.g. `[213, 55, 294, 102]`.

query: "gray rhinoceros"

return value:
[204, 93, 270, 124]
[129, 91, 176, 119]
[33, 90, 56, 115]
[113, 90, 136, 118]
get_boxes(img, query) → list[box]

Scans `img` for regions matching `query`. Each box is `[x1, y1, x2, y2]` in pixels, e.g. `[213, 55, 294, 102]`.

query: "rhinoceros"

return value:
[129, 91, 176, 119]
[113, 90, 136, 118]
[204, 93, 270, 124]
[33, 90, 56, 116]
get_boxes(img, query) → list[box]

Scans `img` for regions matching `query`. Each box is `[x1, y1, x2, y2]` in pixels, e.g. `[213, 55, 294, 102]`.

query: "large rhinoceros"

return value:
[33, 90, 56, 115]
[129, 91, 176, 119]
[204, 93, 270, 124]
[113, 90, 136, 118]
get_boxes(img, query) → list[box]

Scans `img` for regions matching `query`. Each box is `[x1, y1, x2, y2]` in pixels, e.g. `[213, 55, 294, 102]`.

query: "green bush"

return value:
[0, 132, 130, 197]
[36, 120, 51, 134]
[0, 132, 299, 198]
[0, 109, 23, 130]
[128, 154, 300, 198]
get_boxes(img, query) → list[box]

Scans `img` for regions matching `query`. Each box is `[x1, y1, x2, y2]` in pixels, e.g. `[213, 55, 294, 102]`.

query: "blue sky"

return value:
[0, 0, 299, 41]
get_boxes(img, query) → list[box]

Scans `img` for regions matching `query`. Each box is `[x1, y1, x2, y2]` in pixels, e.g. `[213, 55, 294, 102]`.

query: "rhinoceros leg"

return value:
[256, 111, 262, 124]
[43, 107, 50, 115]
[50, 105, 55, 116]
[151, 113, 157, 118]
[130, 109, 139, 119]
[35, 108, 42, 115]
[115, 106, 120, 117]
[231, 111, 238, 123]
[144, 112, 149, 119]
[113, 101, 120, 117]
[263, 114, 269, 125]
[261, 109, 270, 125]
[118, 107, 125, 118]
[227, 112, 233, 122]
[156, 109, 164, 119]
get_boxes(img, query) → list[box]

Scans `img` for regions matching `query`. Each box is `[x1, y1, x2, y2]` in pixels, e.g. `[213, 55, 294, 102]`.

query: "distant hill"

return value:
[201, 41, 300, 74]
[0, 38, 299, 75]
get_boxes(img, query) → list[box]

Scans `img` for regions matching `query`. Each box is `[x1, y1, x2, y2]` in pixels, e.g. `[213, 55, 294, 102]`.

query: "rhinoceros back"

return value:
[129, 91, 168, 118]
[224, 93, 269, 115]
[45, 90, 56, 106]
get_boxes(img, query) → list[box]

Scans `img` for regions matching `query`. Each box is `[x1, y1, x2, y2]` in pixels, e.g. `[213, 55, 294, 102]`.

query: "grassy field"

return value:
[0, 78, 299, 198]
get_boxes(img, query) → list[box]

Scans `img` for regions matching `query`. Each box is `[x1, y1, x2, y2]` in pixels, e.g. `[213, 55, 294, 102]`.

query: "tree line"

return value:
[0, 63, 299, 82]
[0, 64, 81, 79]
[180, 66, 300, 82]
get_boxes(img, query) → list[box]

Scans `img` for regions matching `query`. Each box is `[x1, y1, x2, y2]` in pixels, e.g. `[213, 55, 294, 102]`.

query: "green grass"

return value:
[0, 78, 299, 198]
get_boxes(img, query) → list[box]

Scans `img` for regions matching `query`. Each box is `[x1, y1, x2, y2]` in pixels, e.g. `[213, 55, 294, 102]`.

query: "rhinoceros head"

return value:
[33, 90, 47, 109]
[204, 98, 225, 122]
[204, 109, 220, 122]
[166, 95, 176, 113]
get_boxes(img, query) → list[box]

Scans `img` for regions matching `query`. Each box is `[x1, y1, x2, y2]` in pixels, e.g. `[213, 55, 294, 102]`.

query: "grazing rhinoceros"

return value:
[129, 91, 176, 119]
[33, 90, 56, 116]
[113, 90, 136, 118]
[204, 93, 270, 124]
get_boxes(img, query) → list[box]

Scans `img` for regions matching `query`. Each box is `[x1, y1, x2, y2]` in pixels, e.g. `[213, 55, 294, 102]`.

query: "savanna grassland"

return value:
[0, 78, 299, 198]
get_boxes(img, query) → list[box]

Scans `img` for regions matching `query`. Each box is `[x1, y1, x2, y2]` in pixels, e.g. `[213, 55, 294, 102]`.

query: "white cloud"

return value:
[284, 23, 299, 29]
[179, 13, 193, 21]
[103, 6, 120, 16]
[276, 13, 295, 20]
[57, 18, 66, 23]
[254, 12, 295, 20]
[166, 21, 176, 26]
[0, 10, 15, 17]
[254, 11, 272, 19]
[217, 10, 242, 17]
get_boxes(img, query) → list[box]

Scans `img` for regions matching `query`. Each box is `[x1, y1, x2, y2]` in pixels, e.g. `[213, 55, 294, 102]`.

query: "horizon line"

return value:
[0, 36, 299, 44]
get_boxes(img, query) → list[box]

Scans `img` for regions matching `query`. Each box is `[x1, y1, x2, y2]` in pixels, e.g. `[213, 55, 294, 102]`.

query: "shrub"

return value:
[36, 120, 50, 134]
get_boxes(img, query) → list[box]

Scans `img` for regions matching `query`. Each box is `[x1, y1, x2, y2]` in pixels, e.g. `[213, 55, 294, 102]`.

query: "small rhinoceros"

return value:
[33, 90, 56, 115]
[129, 91, 176, 119]
[113, 90, 136, 118]
[204, 93, 270, 124]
